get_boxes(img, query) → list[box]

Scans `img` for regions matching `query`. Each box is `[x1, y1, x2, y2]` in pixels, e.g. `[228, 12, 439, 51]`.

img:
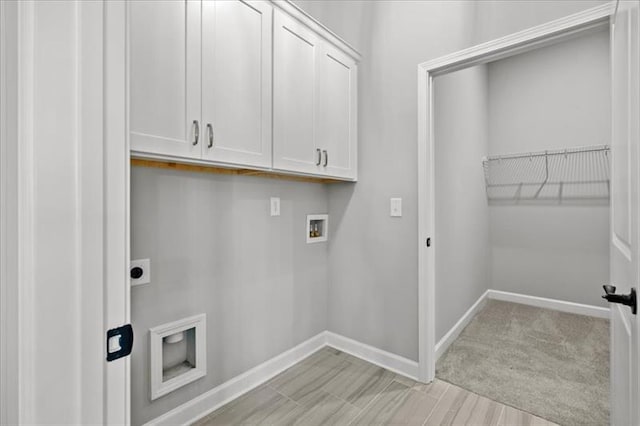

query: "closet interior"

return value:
[432, 27, 611, 425]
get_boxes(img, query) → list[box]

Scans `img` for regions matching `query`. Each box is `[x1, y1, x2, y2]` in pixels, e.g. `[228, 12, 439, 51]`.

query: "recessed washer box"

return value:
[306, 214, 328, 243]
[149, 314, 206, 400]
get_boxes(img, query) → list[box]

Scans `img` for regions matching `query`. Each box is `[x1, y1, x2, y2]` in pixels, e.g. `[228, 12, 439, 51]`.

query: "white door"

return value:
[202, 0, 272, 168]
[129, 0, 201, 159]
[273, 10, 322, 175]
[609, 1, 640, 425]
[317, 44, 358, 180]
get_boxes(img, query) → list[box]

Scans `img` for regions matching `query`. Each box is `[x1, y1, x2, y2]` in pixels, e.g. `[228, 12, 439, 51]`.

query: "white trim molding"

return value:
[143, 331, 420, 426]
[4, 1, 125, 422]
[487, 290, 610, 319]
[418, 2, 614, 77]
[104, 1, 130, 423]
[435, 291, 489, 361]
[417, 2, 615, 384]
[324, 332, 420, 380]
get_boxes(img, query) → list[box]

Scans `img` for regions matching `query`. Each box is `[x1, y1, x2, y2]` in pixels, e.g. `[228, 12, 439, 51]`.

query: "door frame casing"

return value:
[105, 1, 131, 423]
[0, 1, 130, 423]
[416, 2, 616, 382]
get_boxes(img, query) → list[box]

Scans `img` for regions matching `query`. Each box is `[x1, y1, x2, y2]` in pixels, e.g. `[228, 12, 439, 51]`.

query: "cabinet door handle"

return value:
[192, 120, 200, 146]
[323, 150, 328, 167]
[207, 123, 214, 148]
[316, 148, 322, 166]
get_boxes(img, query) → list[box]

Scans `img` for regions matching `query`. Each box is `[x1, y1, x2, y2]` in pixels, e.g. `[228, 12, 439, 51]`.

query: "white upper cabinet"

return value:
[129, 0, 201, 159]
[317, 44, 358, 180]
[272, 10, 322, 175]
[272, 8, 359, 180]
[201, 0, 272, 168]
[129, 0, 359, 181]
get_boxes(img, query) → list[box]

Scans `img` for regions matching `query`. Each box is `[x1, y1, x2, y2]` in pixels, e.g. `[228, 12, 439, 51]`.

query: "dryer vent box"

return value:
[149, 314, 206, 400]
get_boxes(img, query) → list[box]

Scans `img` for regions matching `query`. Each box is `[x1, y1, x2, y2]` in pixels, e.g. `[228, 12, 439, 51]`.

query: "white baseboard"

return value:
[324, 331, 420, 380]
[487, 289, 610, 319]
[143, 331, 421, 426]
[143, 332, 326, 426]
[435, 290, 489, 361]
[145, 291, 608, 426]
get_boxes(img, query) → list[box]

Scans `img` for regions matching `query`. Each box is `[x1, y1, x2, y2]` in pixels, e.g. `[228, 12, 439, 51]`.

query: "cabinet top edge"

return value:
[271, 0, 363, 61]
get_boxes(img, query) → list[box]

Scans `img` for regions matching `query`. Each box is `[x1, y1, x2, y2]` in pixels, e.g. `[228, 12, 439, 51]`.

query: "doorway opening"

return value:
[417, 3, 622, 425]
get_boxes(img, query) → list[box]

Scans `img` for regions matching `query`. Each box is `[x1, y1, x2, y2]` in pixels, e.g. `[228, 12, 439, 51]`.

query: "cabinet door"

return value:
[272, 10, 322, 175]
[129, 0, 201, 159]
[202, 0, 272, 168]
[317, 44, 358, 180]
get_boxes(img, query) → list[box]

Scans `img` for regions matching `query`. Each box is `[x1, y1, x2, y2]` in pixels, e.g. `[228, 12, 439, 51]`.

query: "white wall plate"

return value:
[130, 259, 151, 286]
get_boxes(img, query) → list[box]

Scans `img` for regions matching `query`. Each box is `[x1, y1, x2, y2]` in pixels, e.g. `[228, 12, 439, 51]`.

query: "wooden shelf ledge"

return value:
[131, 158, 344, 184]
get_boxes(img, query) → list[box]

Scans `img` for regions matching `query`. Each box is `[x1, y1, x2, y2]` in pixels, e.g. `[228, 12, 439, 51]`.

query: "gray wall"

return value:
[290, 0, 372, 52]
[295, 0, 611, 361]
[131, 167, 328, 425]
[434, 66, 491, 342]
[487, 30, 610, 307]
[316, 0, 479, 362]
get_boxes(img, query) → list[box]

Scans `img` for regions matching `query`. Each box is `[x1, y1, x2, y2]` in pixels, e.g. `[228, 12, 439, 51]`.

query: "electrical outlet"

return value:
[390, 198, 402, 217]
[130, 259, 151, 286]
[270, 197, 281, 216]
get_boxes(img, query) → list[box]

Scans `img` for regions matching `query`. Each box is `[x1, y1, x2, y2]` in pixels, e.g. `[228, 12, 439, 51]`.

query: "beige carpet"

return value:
[436, 300, 609, 426]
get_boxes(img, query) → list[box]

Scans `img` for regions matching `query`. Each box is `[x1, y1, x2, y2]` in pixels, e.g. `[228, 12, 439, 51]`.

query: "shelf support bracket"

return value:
[533, 151, 549, 198]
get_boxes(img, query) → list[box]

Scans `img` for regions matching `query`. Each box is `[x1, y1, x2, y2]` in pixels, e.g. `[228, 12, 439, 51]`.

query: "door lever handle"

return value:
[602, 284, 637, 315]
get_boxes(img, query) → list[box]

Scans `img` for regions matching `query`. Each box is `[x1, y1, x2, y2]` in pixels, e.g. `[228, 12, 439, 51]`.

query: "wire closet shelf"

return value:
[482, 145, 610, 203]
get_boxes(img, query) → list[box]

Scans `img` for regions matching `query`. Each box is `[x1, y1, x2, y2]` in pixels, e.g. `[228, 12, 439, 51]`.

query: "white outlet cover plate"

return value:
[270, 197, 281, 216]
[390, 198, 402, 217]
[130, 258, 151, 286]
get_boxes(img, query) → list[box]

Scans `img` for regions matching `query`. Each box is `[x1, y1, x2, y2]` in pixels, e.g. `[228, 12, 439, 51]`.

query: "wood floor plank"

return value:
[320, 357, 397, 408]
[411, 378, 450, 400]
[425, 383, 502, 426]
[267, 350, 349, 405]
[189, 350, 568, 426]
[288, 388, 361, 426]
[350, 380, 439, 425]
[203, 385, 303, 426]
[190, 415, 213, 426]
[393, 373, 418, 388]
[456, 391, 503, 425]
[499, 405, 560, 426]
[300, 347, 344, 367]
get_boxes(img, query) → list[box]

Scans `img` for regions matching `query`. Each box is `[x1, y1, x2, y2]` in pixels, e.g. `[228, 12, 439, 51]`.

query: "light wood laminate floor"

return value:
[192, 347, 558, 426]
